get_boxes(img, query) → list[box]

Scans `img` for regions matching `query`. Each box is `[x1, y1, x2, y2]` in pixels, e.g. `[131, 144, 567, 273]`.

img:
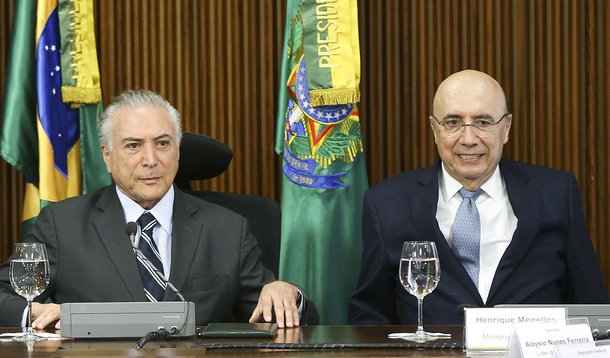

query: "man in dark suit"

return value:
[0, 89, 313, 329]
[349, 70, 609, 325]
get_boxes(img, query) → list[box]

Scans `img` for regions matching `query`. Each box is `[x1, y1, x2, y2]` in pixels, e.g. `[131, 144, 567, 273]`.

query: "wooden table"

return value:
[0, 325, 467, 357]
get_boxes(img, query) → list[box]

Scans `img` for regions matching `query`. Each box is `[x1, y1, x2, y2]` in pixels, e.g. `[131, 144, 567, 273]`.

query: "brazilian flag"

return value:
[0, 0, 110, 235]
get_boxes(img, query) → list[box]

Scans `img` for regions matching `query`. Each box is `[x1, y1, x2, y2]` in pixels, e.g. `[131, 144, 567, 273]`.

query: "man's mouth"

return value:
[458, 154, 483, 160]
[140, 176, 161, 183]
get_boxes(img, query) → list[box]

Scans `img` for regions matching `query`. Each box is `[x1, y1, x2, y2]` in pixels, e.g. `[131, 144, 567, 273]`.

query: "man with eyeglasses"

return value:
[348, 69, 609, 325]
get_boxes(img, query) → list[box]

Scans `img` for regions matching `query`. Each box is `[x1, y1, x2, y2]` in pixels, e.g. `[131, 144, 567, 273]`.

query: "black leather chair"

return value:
[175, 132, 282, 277]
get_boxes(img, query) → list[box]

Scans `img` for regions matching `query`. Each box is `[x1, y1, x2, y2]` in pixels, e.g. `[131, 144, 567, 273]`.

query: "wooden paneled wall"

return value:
[1, 1, 609, 288]
[96, 0, 286, 196]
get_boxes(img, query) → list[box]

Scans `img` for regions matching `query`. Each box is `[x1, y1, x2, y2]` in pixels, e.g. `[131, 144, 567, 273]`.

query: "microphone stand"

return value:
[131, 245, 186, 302]
[125, 222, 190, 349]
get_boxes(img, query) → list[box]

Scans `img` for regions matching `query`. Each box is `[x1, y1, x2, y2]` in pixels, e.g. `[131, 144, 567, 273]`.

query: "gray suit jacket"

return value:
[0, 185, 275, 326]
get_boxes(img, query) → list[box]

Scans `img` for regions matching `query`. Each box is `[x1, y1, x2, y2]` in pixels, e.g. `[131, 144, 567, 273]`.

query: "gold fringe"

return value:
[309, 88, 361, 107]
[299, 139, 364, 169]
[61, 86, 101, 106]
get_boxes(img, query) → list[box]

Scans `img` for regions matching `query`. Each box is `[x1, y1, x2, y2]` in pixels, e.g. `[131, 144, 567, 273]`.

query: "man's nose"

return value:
[141, 143, 158, 166]
[459, 124, 480, 144]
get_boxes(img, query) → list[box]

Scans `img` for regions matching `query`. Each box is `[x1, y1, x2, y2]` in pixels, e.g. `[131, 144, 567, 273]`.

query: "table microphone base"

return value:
[60, 301, 196, 338]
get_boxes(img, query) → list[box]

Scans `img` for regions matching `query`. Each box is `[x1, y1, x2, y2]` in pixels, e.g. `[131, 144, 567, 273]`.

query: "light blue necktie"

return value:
[452, 188, 483, 287]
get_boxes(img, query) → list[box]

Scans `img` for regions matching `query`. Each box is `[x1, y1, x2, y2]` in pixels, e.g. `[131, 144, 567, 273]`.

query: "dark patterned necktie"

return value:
[136, 212, 166, 301]
[452, 188, 483, 288]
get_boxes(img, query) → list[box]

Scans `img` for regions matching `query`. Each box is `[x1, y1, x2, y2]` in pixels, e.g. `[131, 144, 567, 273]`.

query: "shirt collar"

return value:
[439, 163, 503, 202]
[116, 185, 175, 234]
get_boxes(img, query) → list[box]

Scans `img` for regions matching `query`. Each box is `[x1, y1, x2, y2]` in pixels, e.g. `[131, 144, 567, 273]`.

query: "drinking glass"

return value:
[9, 243, 50, 342]
[396, 241, 446, 341]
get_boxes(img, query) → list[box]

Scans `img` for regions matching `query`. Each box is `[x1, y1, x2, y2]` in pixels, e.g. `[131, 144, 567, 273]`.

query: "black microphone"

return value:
[125, 222, 185, 301]
[125, 221, 138, 242]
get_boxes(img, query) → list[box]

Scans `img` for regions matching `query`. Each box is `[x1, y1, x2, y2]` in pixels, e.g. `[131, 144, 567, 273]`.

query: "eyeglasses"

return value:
[430, 113, 509, 137]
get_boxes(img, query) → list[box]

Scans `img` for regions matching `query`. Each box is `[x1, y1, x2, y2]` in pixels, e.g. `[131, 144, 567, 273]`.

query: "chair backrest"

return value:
[176, 133, 281, 277]
[174, 132, 233, 187]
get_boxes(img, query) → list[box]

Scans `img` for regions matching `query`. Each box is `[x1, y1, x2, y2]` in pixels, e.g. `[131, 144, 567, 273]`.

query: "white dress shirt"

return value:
[435, 163, 518, 303]
[116, 185, 174, 278]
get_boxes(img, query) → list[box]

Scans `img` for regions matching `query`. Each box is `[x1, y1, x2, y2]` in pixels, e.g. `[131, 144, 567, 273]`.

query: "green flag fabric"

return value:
[0, 0, 38, 183]
[0, 0, 110, 234]
[79, 102, 110, 193]
[276, 0, 368, 324]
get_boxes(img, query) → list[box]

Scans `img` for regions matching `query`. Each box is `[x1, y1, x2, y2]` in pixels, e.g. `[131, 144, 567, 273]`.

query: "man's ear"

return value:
[430, 117, 440, 144]
[101, 145, 112, 172]
[502, 114, 513, 144]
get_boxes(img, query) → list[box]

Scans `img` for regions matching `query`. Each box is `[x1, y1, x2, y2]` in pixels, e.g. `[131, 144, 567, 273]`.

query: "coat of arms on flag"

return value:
[282, 57, 363, 189]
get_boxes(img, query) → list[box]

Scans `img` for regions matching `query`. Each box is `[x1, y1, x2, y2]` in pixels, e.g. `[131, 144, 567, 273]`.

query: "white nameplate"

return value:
[506, 318, 594, 358]
[552, 343, 610, 358]
[464, 307, 566, 353]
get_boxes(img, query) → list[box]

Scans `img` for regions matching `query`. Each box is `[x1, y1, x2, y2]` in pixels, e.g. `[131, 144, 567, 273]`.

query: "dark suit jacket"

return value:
[349, 159, 609, 325]
[0, 185, 309, 326]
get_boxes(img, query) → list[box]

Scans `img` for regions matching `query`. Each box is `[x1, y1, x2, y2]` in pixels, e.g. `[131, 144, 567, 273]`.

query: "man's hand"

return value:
[31, 302, 60, 330]
[249, 281, 300, 328]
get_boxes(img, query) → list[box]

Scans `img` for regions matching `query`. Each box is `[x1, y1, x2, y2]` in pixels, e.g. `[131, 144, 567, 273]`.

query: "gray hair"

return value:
[97, 89, 183, 150]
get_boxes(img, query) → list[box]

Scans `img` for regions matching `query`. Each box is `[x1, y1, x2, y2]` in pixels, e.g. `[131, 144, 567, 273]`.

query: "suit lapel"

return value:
[167, 190, 201, 299]
[487, 160, 540, 302]
[410, 166, 445, 251]
[411, 164, 482, 302]
[93, 187, 148, 301]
